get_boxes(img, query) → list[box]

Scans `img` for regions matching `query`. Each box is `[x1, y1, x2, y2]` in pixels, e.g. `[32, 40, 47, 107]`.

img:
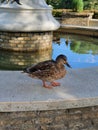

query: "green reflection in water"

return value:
[53, 33, 98, 54]
[71, 39, 98, 54]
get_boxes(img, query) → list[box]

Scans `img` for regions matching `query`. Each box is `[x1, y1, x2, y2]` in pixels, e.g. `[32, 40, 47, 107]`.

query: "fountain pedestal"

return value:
[0, 0, 60, 51]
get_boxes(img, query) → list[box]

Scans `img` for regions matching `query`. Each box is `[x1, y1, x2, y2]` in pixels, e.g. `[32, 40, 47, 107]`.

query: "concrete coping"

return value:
[61, 24, 98, 30]
[0, 67, 98, 112]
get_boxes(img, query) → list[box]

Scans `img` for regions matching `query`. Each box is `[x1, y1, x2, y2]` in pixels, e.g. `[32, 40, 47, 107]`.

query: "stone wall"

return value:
[0, 31, 52, 52]
[0, 106, 98, 130]
[56, 12, 93, 26]
[89, 19, 98, 27]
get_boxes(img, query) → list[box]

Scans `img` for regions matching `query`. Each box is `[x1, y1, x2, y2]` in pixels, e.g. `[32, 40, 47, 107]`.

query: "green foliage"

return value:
[45, 0, 63, 9]
[45, 0, 71, 9]
[64, 0, 73, 9]
[46, 0, 84, 11]
[84, 0, 98, 10]
[70, 40, 98, 54]
[72, 0, 84, 12]
[52, 9, 63, 17]
[93, 10, 98, 19]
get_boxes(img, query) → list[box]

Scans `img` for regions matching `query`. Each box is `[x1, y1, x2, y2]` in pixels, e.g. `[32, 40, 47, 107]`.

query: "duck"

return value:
[23, 54, 71, 89]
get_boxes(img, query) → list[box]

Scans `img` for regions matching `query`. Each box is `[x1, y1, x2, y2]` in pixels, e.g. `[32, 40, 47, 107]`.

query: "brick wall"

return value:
[0, 106, 98, 130]
[0, 31, 52, 52]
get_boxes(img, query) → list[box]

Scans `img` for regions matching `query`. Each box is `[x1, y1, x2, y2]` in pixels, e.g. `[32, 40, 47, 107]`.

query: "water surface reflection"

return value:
[53, 34, 98, 69]
[0, 50, 52, 70]
[0, 34, 98, 70]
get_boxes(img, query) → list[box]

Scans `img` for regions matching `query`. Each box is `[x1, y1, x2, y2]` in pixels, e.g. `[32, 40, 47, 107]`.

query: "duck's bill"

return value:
[66, 62, 72, 68]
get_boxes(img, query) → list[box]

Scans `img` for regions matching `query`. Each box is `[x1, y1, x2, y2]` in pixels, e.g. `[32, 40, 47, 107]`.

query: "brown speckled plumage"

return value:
[23, 55, 71, 88]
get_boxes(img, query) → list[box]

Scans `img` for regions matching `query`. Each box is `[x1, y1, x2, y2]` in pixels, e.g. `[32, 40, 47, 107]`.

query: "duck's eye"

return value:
[64, 60, 66, 64]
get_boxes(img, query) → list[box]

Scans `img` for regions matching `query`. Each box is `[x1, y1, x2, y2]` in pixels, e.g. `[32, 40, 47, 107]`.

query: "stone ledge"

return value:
[57, 25, 98, 37]
[61, 24, 98, 30]
[0, 67, 98, 112]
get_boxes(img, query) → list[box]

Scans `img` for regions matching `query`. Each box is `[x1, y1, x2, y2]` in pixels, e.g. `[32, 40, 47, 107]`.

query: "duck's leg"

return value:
[42, 80, 53, 89]
[51, 81, 60, 87]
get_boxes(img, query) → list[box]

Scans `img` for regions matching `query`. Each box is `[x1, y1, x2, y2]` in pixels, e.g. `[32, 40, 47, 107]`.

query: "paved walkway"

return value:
[0, 67, 98, 112]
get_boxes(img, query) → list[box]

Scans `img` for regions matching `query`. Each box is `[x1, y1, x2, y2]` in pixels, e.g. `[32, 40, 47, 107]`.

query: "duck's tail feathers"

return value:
[22, 67, 30, 74]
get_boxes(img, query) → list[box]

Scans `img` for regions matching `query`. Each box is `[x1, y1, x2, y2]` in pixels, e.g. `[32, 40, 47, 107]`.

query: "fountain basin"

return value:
[0, 0, 60, 51]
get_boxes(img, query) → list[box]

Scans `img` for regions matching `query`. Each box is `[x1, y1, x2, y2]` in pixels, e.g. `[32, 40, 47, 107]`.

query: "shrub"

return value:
[72, 0, 84, 12]
[93, 10, 98, 19]
[52, 9, 63, 17]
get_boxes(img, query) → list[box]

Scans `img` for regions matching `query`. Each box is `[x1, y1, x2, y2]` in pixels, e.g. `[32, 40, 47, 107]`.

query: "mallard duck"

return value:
[23, 54, 71, 88]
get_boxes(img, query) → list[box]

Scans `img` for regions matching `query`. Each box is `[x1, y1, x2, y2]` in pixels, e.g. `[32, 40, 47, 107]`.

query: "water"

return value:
[0, 34, 98, 70]
[52, 34, 98, 69]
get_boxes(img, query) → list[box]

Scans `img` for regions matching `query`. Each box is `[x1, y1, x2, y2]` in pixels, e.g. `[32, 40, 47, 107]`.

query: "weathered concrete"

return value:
[57, 25, 98, 37]
[56, 12, 93, 26]
[89, 19, 98, 27]
[0, 66, 98, 112]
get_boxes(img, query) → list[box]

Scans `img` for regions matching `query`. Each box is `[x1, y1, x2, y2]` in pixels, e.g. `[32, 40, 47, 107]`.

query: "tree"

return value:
[72, 0, 84, 12]
[64, 0, 73, 9]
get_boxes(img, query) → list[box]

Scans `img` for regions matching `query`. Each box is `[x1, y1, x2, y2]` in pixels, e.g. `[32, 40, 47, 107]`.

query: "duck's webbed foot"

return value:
[51, 81, 60, 87]
[42, 81, 53, 89]
[42, 81, 60, 89]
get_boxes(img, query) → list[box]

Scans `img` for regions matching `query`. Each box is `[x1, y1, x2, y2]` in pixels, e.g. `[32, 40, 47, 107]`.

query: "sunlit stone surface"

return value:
[0, 67, 98, 112]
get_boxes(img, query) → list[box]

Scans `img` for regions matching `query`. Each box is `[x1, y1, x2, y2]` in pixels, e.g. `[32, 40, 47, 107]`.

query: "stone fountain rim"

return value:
[0, 66, 98, 112]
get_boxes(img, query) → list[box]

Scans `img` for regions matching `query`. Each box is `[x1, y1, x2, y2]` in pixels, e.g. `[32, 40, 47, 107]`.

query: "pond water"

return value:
[53, 34, 98, 69]
[0, 34, 98, 70]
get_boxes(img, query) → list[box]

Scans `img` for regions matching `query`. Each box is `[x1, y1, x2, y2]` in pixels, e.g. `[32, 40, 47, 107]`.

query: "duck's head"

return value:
[56, 54, 71, 68]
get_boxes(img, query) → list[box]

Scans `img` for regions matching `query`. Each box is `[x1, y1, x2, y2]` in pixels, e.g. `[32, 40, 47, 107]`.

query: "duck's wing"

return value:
[24, 60, 56, 74]
[28, 60, 58, 80]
